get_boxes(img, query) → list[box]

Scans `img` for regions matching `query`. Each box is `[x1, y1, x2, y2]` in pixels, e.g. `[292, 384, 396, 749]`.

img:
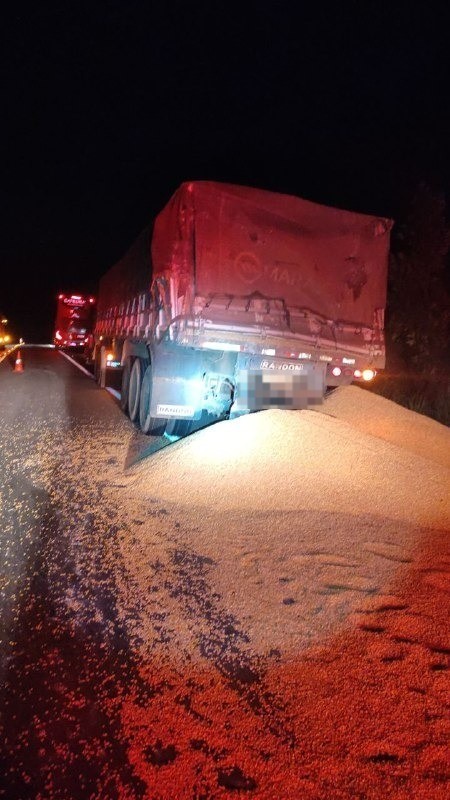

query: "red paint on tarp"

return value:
[152, 182, 392, 328]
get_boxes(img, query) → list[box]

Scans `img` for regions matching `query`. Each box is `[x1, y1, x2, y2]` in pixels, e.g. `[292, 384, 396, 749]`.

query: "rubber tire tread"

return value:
[139, 363, 167, 435]
[128, 357, 149, 422]
[120, 357, 132, 413]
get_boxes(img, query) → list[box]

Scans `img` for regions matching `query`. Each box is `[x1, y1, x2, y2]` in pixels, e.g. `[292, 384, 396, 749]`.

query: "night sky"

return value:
[2, 2, 450, 341]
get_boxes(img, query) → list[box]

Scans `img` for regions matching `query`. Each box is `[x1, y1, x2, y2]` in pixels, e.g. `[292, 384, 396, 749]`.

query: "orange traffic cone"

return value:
[14, 351, 24, 373]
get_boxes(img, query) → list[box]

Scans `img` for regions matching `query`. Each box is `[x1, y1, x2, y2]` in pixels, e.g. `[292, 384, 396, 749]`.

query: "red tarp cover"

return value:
[98, 226, 153, 314]
[152, 182, 392, 327]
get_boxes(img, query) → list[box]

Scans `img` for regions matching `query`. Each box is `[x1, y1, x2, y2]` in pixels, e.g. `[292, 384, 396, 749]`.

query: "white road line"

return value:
[57, 350, 122, 401]
[21, 343, 56, 348]
[0, 344, 20, 364]
[58, 349, 95, 378]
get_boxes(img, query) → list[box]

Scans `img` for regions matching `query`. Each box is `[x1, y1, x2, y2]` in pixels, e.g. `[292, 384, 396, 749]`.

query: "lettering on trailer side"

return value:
[260, 360, 305, 371]
[156, 404, 195, 417]
[63, 297, 87, 307]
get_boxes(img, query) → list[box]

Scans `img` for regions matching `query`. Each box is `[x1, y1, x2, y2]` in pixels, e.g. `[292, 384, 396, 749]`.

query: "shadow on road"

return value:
[0, 472, 147, 800]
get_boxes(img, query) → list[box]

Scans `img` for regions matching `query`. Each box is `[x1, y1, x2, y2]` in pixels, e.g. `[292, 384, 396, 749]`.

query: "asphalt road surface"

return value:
[0, 347, 448, 800]
[0, 347, 155, 798]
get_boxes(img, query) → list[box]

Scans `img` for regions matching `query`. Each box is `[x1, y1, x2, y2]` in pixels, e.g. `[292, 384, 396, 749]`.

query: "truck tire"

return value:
[94, 349, 102, 383]
[139, 363, 167, 435]
[128, 357, 149, 422]
[120, 357, 132, 414]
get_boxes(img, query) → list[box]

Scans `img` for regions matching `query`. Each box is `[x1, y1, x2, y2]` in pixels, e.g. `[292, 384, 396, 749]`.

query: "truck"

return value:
[90, 181, 392, 436]
[54, 293, 96, 349]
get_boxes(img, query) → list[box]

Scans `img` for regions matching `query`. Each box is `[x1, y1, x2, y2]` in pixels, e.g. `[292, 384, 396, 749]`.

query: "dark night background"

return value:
[2, 1, 450, 345]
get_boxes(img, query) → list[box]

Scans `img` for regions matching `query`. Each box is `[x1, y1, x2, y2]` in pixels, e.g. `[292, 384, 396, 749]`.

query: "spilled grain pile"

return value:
[128, 386, 449, 528]
[114, 387, 450, 798]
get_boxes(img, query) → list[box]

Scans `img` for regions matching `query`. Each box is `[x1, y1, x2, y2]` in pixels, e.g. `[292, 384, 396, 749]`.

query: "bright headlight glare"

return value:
[362, 369, 375, 381]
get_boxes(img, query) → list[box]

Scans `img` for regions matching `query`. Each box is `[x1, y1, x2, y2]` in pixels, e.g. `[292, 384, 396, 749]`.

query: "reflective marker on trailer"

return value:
[353, 369, 362, 378]
[202, 342, 241, 352]
[106, 353, 121, 368]
[157, 404, 195, 417]
[332, 366, 342, 377]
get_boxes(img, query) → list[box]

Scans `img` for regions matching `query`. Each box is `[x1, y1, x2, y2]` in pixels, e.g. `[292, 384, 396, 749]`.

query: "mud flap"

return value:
[149, 374, 203, 420]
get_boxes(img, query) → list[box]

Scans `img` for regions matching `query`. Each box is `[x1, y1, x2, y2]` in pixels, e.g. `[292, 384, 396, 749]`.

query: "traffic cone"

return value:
[14, 351, 24, 373]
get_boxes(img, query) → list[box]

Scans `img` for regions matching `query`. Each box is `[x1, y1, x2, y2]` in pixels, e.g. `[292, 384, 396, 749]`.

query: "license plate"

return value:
[237, 355, 325, 410]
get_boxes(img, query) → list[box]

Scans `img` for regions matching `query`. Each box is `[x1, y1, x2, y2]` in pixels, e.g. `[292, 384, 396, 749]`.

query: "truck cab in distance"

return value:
[54, 294, 96, 349]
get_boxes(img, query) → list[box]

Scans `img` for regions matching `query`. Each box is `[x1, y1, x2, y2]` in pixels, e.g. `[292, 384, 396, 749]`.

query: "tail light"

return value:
[362, 369, 376, 381]
[55, 330, 63, 341]
[331, 366, 342, 377]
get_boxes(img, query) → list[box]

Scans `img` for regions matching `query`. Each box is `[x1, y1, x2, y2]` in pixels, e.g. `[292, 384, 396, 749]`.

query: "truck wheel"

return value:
[128, 357, 148, 422]
[139, 364, 167, 435]
[94, 350, 101, 383]
[120, 357, 132, 414]
[165, 418, 194, 438]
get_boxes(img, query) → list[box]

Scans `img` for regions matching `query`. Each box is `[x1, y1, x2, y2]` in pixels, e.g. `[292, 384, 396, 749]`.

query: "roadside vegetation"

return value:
[365, 372, 450, 427]
[368, 183, 450, 426]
